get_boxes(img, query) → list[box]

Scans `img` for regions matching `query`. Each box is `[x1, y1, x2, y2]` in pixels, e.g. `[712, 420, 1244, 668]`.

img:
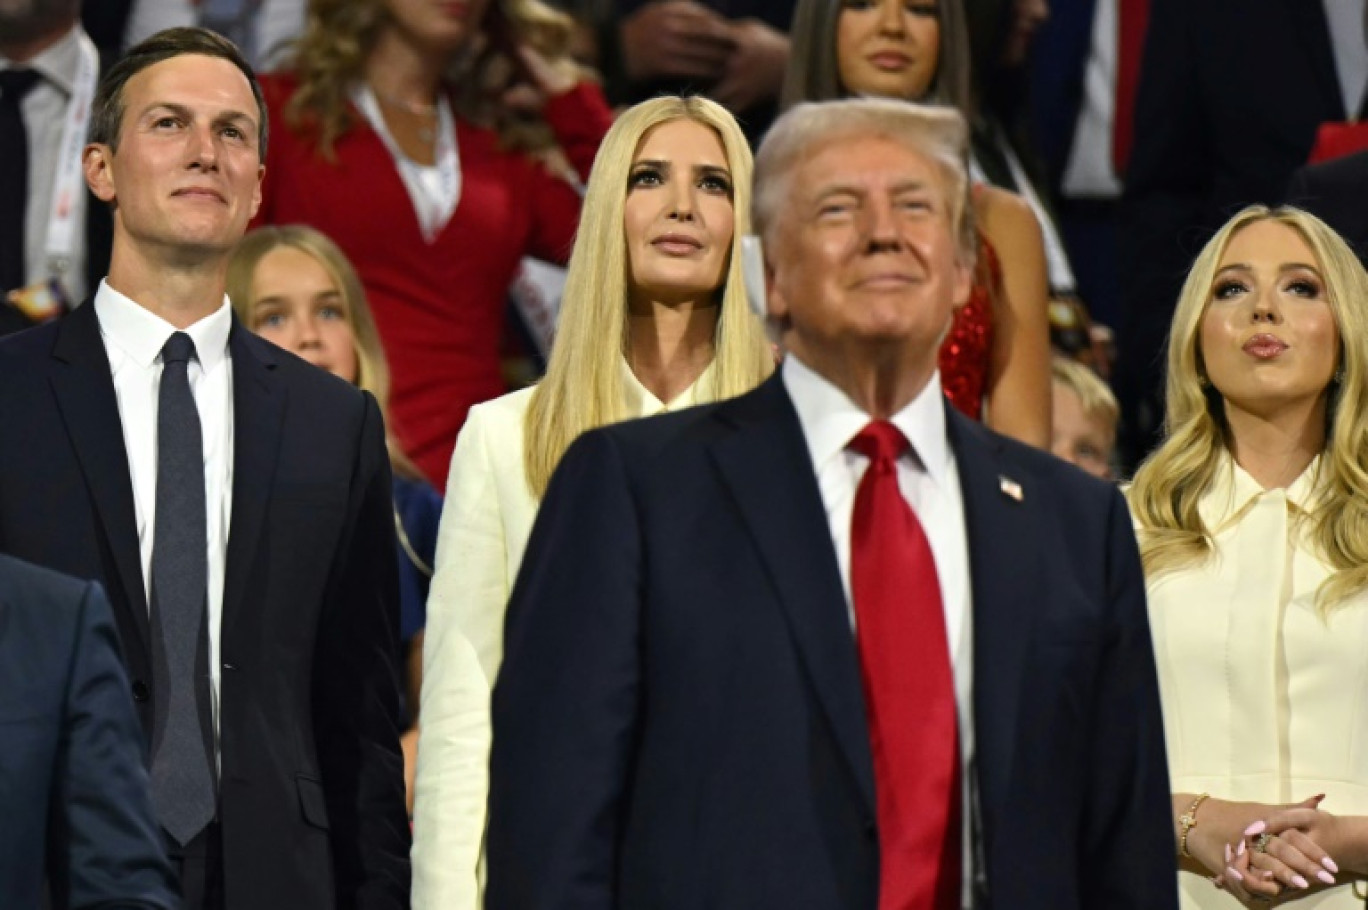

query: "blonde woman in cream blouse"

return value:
[410, 96, 773, 909]
[1127, 205, 1368, 908]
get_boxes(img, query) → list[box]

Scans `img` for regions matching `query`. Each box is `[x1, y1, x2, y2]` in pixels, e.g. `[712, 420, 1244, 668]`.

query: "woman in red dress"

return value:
[253, 0, 613, 486]
[782, 0, 1052, 447]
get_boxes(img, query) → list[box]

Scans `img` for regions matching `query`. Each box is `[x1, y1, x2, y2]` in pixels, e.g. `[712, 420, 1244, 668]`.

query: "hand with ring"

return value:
[1242, 801, 1344, 899]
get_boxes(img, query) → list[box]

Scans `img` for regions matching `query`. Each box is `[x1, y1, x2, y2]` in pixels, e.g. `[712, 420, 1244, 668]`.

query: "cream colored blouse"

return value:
[1130, 454, 1368, 909]
[411, 360, 718, 910]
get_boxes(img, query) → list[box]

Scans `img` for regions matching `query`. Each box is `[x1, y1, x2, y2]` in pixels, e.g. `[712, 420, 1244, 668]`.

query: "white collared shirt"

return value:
[94, 280, 235, 754]
[781, 353, 977, 909]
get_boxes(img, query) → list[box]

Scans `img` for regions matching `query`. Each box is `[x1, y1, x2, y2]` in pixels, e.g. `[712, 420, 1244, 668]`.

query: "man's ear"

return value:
[764, 260, 787, 321]
[249, 163, 265, 220]
[83, 144, 116, 204]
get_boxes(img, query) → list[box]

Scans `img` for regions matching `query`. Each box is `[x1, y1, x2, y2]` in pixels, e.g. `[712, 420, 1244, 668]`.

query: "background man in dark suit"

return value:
[1287, 149, 1368, 266]
[1, 0, 113, 335]
[0, 553, 178, 910]
[1117, 0, 1355, 466]
[485, 98, 1175, 910]
[0, 27, 410, 910]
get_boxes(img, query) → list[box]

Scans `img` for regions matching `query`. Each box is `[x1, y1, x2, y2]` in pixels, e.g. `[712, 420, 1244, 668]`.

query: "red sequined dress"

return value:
[938, 234, 1001, 420]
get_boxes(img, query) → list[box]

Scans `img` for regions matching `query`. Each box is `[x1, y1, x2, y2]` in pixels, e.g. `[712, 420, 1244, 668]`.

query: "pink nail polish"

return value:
[1225, 843, 1232, 863]
[1293, 875, 1309, 889]
[1318, 870, 1335, 885]
[1226, 867, 1244, 883]
[1244, 820, 1267, 836]
[1237, 840, 1246, 857]
[1323, 856, 1340, 873]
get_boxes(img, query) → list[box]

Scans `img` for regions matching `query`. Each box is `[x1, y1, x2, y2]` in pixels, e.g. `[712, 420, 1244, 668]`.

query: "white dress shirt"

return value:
[2, 25, 91, 303]
[1061, 0, 1124, 199]
[94, 281, 234, 752]
[780, 353, 977, 909]
[1324, 0, 1368, 119]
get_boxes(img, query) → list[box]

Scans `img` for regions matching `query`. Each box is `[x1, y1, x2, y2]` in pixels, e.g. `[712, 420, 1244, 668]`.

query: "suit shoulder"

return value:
[242, 331, 369, 410]
[0, 552, 94, 605]
[0, 555, 99, 654]
[467, 385, 536, 432]
[966, 419, 1120, 508]
[0, 318, 61, 368]
[594, 398, 733, 455]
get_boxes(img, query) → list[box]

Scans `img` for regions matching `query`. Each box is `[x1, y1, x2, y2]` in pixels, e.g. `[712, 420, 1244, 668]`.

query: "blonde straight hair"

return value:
[1128, 205, 1368, 612]
[227, 224, 424, 481]
[523, 96, 774, 498]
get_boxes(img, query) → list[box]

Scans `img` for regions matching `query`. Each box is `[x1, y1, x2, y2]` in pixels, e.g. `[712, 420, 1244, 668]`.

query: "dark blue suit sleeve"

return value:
[1078, 489, 1176, 908]
[52, 581, 179, 910]
[313, 392, 412, 909]
[486, 429, 644, 910]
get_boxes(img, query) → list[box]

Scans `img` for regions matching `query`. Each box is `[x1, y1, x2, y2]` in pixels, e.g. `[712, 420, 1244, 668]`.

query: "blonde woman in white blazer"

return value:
[1128, 205, 1368, 908]
[410, 96, 774, 909]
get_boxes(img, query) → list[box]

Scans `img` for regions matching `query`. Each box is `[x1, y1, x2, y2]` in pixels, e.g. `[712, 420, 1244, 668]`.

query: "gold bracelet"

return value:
[1178, 792, 1211, 859]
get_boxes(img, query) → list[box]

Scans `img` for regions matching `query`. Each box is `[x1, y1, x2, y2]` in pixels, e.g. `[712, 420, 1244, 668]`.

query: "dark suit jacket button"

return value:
[131, 680, 150, 702]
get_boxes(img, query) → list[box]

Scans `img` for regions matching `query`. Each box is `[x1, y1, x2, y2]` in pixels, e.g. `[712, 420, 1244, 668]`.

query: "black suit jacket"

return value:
[486, 373, 1176, 910]
[0, 554, 178, 910]
[0, 301, 411, 909]
[1117, 0, 1348, 458]
[1287, 150, 1368, 264]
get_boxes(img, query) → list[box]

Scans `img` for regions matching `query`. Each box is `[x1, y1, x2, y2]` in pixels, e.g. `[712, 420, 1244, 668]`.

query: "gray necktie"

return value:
[149, 331, 216, 846]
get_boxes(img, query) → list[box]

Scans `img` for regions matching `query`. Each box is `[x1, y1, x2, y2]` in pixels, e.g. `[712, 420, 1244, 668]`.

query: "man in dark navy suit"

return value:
[0, 553, 178, 910]
[0, 26, 409, 910]
[486, 98, 1175, 910]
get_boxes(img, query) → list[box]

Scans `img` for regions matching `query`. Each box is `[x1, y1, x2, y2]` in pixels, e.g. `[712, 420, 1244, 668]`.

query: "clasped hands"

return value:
[1190, 795, 1342, 905]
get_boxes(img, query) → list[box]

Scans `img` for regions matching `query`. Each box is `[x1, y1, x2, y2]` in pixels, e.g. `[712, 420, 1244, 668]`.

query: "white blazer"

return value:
[411, 363, 718, 909]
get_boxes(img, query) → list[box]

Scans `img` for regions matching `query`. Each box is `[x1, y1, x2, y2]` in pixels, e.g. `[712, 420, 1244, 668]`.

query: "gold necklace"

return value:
[373, 88, 439, 144]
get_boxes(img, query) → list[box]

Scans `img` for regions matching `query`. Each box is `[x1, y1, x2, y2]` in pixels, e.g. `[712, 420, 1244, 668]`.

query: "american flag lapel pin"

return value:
[998, 475, 1024, 502]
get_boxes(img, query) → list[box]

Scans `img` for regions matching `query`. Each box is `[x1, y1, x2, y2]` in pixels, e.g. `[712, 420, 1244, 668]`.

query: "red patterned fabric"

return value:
[849, 421, 961, 910]
[938, 234, 1000, 420]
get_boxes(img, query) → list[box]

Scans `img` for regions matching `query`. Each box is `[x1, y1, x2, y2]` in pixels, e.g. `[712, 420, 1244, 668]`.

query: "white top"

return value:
[2, 25, 91, 302]
[352, 84, 461, 244]
[1061, 0, 1124, 199]
[1131, 454, 1368, 909]
[781, 352, 977, 909]
[94, 281, 235, 751]
[1323, 0, 1368, 119]
[411, 359, 718, 910]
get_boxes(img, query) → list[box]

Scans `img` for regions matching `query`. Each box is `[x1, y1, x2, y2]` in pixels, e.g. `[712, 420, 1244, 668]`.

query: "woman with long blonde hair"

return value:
[1128, 205, 1368, 908]
[411, 95, 772, 908]
[252, 0, 613, 488]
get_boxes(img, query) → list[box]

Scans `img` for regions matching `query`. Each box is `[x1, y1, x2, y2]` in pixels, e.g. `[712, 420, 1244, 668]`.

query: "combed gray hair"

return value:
[752, 98, 976, 265]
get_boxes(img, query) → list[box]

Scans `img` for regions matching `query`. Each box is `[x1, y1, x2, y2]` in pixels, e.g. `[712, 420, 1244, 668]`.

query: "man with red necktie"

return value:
[486, 97, 1176, 910]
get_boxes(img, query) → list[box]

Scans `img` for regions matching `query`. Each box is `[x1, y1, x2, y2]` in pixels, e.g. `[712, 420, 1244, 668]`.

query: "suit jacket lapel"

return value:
[222, 323, 285, 644]
[49, 301, 149, 648]
[948, 409, 1040, 828]
[709, 376, 876, 814]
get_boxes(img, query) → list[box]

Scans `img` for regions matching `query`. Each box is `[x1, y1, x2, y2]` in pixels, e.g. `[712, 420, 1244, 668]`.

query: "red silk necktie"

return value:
[849, 421, 961, 910]
[1112, 0, 1151, 176]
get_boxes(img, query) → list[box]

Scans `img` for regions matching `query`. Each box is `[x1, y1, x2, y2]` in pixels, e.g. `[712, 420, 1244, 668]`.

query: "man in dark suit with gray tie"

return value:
[486, 98, 1176, 910]
[0, 552, 178, 910]
[0, 26, 409, 910]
